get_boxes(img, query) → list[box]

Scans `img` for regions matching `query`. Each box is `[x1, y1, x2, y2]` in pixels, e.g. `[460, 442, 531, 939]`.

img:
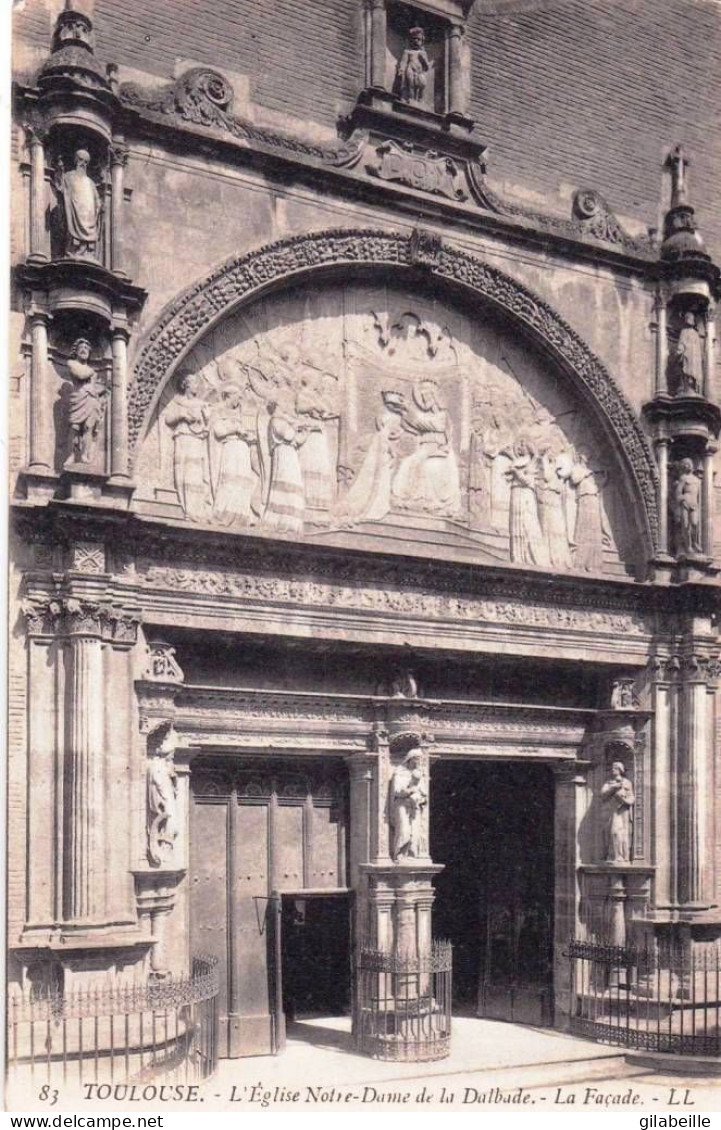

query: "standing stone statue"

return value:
[66, 338, 106, 464]
[147, 725, 179, 866]
[600, 761, 635, 863]
[676, 312, 704, 395]
[390, 749, 427, 860]
[673, 457, 702, 555]
[393, 26, 431, 105]
[53, 149, 103, 259]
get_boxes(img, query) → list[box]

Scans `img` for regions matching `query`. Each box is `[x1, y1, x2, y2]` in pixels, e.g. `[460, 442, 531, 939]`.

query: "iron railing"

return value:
[568, 938, 721, 1056]
[7, 956, 219, 1087]
[355, 941, 452, 1062]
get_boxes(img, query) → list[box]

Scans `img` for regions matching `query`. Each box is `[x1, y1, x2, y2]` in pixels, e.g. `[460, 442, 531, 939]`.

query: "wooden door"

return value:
[190, 758, 349, 1057]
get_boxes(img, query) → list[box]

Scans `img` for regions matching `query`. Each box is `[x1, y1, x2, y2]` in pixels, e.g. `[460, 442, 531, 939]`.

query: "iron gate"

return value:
[568, 938, 721, 1056]
[355, 941, 452, 1061]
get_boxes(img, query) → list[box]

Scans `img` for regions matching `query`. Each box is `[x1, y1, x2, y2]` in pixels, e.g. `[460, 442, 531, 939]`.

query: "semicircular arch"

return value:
[128, 227, 658, 553]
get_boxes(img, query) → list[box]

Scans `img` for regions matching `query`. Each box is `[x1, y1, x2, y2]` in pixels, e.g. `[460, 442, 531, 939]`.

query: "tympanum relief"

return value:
[135, 283, 634, 576]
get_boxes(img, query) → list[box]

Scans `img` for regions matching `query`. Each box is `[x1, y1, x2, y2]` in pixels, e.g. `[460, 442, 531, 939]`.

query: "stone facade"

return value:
[8, 0, 721, 1064]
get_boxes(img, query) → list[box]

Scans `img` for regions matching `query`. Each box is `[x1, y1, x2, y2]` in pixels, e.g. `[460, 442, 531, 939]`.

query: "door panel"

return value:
[190, 758, 349, 1057]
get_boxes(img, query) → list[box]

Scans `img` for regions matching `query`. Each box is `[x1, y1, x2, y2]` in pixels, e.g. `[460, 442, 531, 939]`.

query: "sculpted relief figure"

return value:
[391, 749, 428, 860]
[66, 338, 106, 464]
[536, 446, 573, 570]
[295, 369, 340, 510]
[394, 26, 431, 105]
[675, 312, 704, 395]
[260, 399, 309, 535]
[672, 457, 702, 555]
[506, 440, 548, 567]
[339, 391, 406, 524]
[147, 725, 180, 867]
[565, 450, 610, 572]
[165, 373, 211, 521]
[210, 383, 259, 527]
[392, 379, 462, 518]
[600, 761, 635, 863]
[53, 149, 103, 259]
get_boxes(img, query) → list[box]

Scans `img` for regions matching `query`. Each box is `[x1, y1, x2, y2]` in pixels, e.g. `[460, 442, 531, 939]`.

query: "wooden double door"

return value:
[190, 757, 350, 1057]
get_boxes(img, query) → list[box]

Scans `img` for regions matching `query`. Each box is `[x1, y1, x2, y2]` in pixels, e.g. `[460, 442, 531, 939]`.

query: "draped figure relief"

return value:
[135, 282, 635, 575]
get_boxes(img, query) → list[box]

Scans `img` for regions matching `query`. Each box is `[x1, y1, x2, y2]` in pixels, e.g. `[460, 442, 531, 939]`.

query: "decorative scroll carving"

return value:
[120, 67, 366, 166]
[144, 641, 185, 684]
[468, 168, 654, 256]
[128, 230, 658, 550]
[367, 140, 467, 201]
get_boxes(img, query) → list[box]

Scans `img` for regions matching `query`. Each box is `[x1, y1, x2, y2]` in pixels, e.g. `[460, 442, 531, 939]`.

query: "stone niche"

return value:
[134, 280, 642, 577]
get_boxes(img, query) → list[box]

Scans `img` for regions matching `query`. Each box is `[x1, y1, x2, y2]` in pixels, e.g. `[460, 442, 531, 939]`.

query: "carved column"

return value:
[677, 655, 712, 908]
[347, 753, 374, 889]
[655, 437, 671, 556]
[552, 760, 589, 1019]
[110, 326, 130, 480]
[705, 304, 715, 400]
[108, 141, 128, 276]
[64, 603, 105, 923]
[447, 24, 465, 116]
[654, 292, 668, 396]
[28, 308, 53, 472]
[25, 126, 48, 262]
[649, 657, 675, 906]
[369, 0, 387, 90]
[22, 600, 61, 931]
[702, 444, 716, 556]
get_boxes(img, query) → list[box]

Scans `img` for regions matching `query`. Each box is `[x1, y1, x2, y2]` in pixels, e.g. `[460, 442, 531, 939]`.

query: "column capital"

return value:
[108, 141, 129, 168]
[20, 596, 62, 638]
[23, 122, 48, 148]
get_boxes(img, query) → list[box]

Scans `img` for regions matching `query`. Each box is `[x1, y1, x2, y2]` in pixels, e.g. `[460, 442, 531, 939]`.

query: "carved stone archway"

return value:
[128, 228, 659, 550]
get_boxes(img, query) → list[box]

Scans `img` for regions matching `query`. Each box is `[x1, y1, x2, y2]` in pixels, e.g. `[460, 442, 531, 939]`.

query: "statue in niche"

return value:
[295, 368, 340, 510]
[610, 679, 639, 710]
[392, 379, 462, 518]
[536, 445, 573, 570]
[675, 312, 704, 395]
[337, 391, 406, 524]
[66, 338, 107, 464]
[53, 149, 103, 259]
[672, 457, 702, 555]
[165, 373, 211, 522]
[564, 450, 610, 572]
[210, 383, 259, 527]
[391, 748, 427, 860]
[506, 439, 549, 567]
[147, 724, 179, 867]
[260, 398, 309, 534]
[600, 761, 635, 863]
[394, 26, 431, 105]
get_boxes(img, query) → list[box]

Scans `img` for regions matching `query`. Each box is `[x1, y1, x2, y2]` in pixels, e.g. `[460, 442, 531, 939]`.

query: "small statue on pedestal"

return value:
[675, 311, 704, 395]
[394, 27, 431, 105]
[147, 724, 179, 867]
[391, 748, 427, 860]
[66, 338, 106, 464]
[600, 761, 635, 863]
[672, 457, 702, 556]
[53, 149, 103, 260]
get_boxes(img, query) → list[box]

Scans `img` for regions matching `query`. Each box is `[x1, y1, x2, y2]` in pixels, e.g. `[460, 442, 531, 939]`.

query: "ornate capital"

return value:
[100, 605, 142, 646]
[63, 598, 103, 637]
[23, 122, 48, 149]
[20, 597, 62, 638]
[108, 142, 129, 168]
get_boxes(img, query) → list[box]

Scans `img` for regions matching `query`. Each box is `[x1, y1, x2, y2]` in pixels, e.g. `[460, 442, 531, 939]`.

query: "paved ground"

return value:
[206, 1016, 721, 1112]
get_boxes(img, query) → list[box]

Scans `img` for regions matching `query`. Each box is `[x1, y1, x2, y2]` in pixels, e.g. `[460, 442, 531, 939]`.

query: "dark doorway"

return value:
[281, 895, 351, 1021]
[431, 760, 555, 1026]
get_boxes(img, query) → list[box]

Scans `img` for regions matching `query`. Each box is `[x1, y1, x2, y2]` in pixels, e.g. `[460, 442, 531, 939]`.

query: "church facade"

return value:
[8, 0, 721, 1070]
